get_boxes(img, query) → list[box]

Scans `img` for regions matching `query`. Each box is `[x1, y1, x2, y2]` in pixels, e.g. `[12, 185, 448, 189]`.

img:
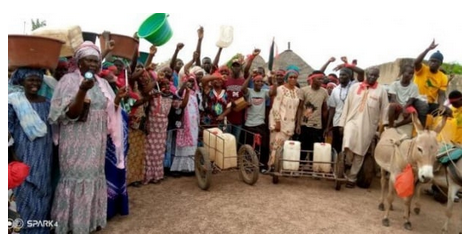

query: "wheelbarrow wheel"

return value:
[335, 151, 345, 191]
[357, 154, 375, 188]
[238, 144, 259, 185]
[272, 146, 283, 184]
[195, 147, 212, 190]
[357, 140, 376, 189]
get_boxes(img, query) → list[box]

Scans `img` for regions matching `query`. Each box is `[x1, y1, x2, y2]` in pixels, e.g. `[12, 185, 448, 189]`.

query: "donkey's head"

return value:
[411, 113, 447, 183]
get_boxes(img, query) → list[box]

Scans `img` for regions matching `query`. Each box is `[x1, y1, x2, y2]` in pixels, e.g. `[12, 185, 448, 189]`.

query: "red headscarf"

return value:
[8, 162, 29, 189]
[253, 75, 263, 82]
[307, 74, 325, 84]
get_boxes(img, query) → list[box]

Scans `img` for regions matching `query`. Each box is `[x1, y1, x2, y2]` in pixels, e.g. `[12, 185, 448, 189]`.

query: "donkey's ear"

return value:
[433, 115, 447, 134]
[412, 113, 424, 133]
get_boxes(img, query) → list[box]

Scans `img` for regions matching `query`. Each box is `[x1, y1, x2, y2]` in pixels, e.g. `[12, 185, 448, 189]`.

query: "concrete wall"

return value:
[374, 58, 462, 94]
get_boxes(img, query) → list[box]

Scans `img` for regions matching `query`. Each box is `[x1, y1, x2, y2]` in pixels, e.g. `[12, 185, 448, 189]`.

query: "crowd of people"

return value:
[8, 24, 462, 234]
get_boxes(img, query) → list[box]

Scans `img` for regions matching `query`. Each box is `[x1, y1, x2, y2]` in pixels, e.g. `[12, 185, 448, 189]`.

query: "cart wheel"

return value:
[272, 146, 283, 184]
[195, 147, 212, 190]
[238, 145, 259, 185]
[356, 139, 377, 188]
[356, 152, 375, 189]
[335, 151, 345, 190]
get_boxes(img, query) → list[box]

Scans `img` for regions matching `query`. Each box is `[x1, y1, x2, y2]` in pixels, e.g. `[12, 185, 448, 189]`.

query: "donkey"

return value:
[374, 114, 447, 230]
[412, 146, 462, 233]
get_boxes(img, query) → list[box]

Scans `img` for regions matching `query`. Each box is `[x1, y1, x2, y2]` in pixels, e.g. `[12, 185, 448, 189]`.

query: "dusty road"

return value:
[99, 171, 461, 234]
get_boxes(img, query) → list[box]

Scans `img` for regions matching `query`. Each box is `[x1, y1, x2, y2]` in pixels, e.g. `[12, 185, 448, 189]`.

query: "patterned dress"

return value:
[164, 99, 183, 169]
[8, 101, 53, 234]
[172, 92, 199, 172]
[105, 110, 129, 219]
[202, 89, 229, 126]
[144, 94, 173, 182]
[49, 75, 114, 233]
[127, 84, 147, 184]
[268, 85, 303, 166]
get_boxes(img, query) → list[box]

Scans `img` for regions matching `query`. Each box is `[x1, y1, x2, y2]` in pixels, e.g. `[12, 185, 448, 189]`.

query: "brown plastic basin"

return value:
[9, 35, 64, 70]
[99, 33, 138, 60]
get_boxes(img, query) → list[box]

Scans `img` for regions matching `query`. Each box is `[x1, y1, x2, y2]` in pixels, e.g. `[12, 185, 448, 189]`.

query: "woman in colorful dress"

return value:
[201, 66, 232, 125]
[49, 42, 126, 233]
[171, 66, 204, 173]
[144, 68, 188, 184]
[8, 68, 53, 234]
[102, 59, 131, 219]
[268, 65, 303, 170]
[126, 63, 153, 186]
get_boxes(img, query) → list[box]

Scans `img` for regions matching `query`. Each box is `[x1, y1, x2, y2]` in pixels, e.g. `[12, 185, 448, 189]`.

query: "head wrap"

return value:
[275, 69, 286, 76]
[253, 75, 264, 82]
[339, 67, 353, 77]
[189, 66, 206, 76]
[113, 57, 129, 68]
[284, 65, 300, 81]
[9, 68, 45, 86]
[448, 90, 462, 103]
[307, 73, 325, 84]
[326, 82, 337, 89]
[219, 65, 230, 72]
[328, 74, 339, 84]
[75, 41, 101, 61]
[102, 61, 114, 69]
[429, 50, 444, 63]
[108, 65, 118, 73]
[57, 57, 69, 68]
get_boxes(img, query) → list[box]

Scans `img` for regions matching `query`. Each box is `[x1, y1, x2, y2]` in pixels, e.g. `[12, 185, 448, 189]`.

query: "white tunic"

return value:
[339, 82, 389, 156]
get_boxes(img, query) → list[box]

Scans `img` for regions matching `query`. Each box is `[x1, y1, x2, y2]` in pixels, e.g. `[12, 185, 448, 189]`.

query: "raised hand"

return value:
[197, 26, 204, 39]
[329, 57, 336, 63]
[101, 31, 111, 41]
[427, 39, 438, 51]
[149, 45, 157, 55]
[340, 56, 348, 64]
[133, 32, 139, 41]
[106, 40, 115, 51]
[252, 48, 261, 56]
[333, 64, 345, 71]
[176, 43, 184, 51]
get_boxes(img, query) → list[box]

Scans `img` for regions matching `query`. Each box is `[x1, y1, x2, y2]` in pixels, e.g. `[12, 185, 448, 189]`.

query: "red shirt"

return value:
[225, 77, 245, 125]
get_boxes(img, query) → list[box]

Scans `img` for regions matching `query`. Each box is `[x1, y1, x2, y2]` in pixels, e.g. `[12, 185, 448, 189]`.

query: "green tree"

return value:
[441, 62, 462, 75]
[31, 19, 46, 31]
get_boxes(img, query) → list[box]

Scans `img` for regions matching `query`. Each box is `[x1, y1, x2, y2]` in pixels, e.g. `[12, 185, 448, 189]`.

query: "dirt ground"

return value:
[98, 171, 462, 234]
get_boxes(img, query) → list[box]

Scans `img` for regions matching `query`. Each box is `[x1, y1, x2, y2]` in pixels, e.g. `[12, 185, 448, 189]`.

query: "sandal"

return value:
[346, 182, 356, 188]
[129, 181, 142, 188]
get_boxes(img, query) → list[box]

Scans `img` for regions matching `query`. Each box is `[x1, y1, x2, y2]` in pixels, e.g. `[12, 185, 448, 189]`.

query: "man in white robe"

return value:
[339, 67, 389, 187]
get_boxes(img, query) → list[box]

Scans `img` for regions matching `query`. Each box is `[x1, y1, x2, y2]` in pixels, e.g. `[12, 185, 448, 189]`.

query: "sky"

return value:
[5, 1, 463, 75]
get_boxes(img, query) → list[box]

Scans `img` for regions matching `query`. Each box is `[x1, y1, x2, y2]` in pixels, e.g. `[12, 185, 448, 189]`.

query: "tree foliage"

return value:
[441, 62, 462, 75]
[31, 19, 46, 31]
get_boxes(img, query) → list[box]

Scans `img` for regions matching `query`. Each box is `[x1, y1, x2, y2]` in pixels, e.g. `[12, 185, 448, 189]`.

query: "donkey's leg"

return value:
[383, 179, 395, 227]
[442, 183, 460, 233]
[403, 196, 413, 230]
[413, 182, 423, 215]
[379, 169, 386, 211]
